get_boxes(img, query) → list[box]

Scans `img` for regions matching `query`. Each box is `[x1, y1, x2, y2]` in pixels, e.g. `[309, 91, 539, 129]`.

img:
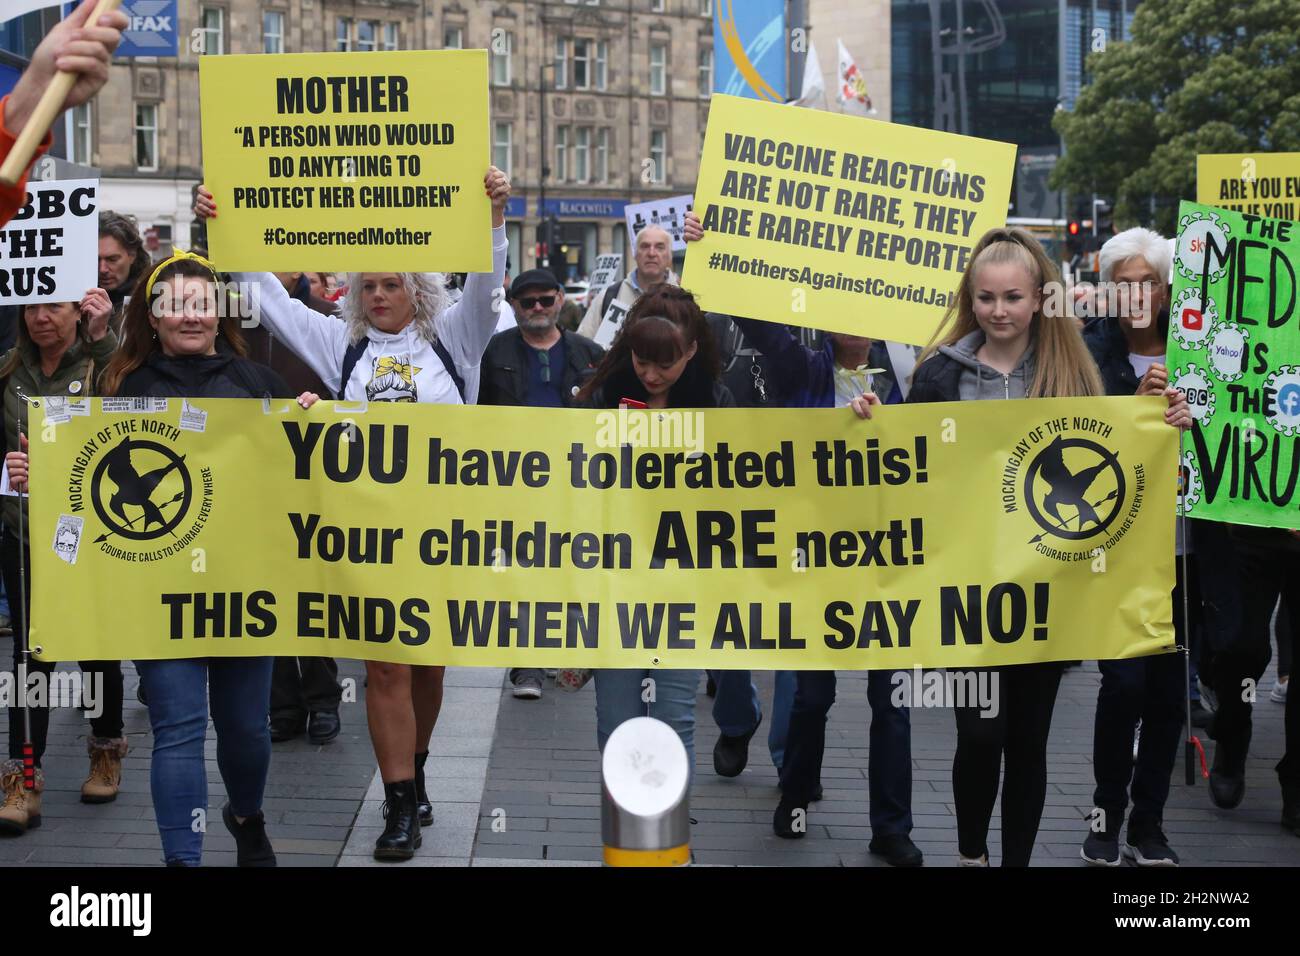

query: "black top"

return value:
[116, 345, 292, 399]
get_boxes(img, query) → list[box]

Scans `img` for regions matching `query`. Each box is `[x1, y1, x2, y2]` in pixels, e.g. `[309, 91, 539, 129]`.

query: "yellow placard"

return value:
[1196, 153, 1300, 220]
[199, 50, 491, 272]
[681, 95, 1017, 347]
[30, 398, 1175, 669]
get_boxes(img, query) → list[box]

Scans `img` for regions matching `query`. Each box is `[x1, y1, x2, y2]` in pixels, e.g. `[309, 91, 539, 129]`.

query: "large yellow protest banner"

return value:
[1197, 153, 1300, 220]
[681, 95, 1016, 346]
[30, 399, 1174, 669]
[199, 50, 491, 272]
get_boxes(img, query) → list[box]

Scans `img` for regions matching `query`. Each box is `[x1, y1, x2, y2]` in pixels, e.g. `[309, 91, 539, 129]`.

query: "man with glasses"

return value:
[479, 269, 606, 699]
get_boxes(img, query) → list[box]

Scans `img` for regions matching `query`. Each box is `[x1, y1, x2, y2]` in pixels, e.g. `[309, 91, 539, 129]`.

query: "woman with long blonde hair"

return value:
[853, 227, 1187, 866]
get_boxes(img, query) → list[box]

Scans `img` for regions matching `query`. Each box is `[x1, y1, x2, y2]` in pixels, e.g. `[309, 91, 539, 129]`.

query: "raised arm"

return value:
[434, 167, 511, 369]
[235, 270, 349, 395]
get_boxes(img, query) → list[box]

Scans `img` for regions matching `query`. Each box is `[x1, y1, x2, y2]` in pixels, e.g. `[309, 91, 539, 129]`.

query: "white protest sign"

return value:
[0, 178, 99, 306]
[588, 253, 623, 291]
[593, 298, 630, 349]
[625, 195, 694, 253]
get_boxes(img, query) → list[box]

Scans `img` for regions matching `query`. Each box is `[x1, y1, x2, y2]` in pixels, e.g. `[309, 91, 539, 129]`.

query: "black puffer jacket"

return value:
[116, 345, 291, 399]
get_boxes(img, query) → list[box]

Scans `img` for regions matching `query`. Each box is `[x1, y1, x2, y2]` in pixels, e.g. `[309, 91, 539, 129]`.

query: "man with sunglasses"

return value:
[479, 269, 606, 699]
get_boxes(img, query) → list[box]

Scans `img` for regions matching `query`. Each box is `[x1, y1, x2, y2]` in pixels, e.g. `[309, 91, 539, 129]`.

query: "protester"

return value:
[98, 211, 150, 335]
[576, 285, 733, 769]
[95, 250, 319, 865]
[195, 168, 511, 860]
[577, 225, 676, 340]
[852, 226, 1189, 866]
[0, 291, 126, 836]
[479, 268, 605, 700]
[1079, 227, 1195, 866]
[0, 0, 128, 227]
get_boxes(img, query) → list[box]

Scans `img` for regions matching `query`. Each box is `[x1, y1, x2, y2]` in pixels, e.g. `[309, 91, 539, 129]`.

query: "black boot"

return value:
[414, 751, 434, 826]
[772, 796, 808, 839]
[222, 804, 277, 867]
[1282, 781, 1300, 836]
[374, 780, 422, 861]
[1209, 724, 1250, 810]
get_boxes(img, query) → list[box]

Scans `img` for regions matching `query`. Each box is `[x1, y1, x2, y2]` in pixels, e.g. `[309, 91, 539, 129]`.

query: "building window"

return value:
[71, 102, 93, 165]
[357, 20, 377, 52]
[199, 6, 223, 55]
[493, 122, 512, 177]
[649, 129, 666, 183]
[595, 128, 609, 183]
[650, 44, 667, 95]
[555, 126, 569, 182]
[574, 39, 591, 90]
[492, 30, 513, 86]
[698, 47, 712, 96]
[383, 23, 399, 51]
[595, 40, 608, 90]
[701, 0, 713, 15]
[262, 11, 284, 54]
[575, 127, 591, 183]
[652, 0, 666, 11]
[443, 26, 463, 49]
[555, 37, 567, 89]
[135, 103, 158, 171]
[336, 17, 352, 52]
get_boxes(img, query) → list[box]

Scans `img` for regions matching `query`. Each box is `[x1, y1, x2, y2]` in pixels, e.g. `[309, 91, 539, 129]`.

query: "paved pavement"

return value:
[1, 639, 1296, 867]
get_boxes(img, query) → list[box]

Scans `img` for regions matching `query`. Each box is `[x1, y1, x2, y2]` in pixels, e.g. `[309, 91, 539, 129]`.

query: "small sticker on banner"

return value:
[179, 400, 207, 433]
[101, 398, 168, 414]
[53, 515, 83, 565]
[43, 397, 72, 425]
[68, 399, 90, 416]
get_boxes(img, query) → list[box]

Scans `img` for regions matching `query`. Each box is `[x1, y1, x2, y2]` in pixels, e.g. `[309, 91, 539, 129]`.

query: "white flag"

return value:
[2, 1, 61, 25]
[790, 41, 825, 108]
[837, 39, 877, 115]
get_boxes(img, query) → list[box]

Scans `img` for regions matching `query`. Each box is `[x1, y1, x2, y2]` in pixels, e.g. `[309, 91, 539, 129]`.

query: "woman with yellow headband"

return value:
[99, 253, 320, 867]
[194, 167, 511, 861]
[0, 287, 125, 839]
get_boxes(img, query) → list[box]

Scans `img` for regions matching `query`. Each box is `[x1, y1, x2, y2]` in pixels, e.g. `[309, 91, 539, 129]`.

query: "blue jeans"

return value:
[708, 670, 795, 769]
[780, 670, 913, 836]
[136, 657, 273, 866]
[594, 669, 700, 768]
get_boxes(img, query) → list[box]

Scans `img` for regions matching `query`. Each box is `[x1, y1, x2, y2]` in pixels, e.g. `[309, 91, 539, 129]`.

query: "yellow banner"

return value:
[199, 50, 491, 272]
[30, 398, 1175, 669]
[1196, 153, 1300, 220]
[680, 95, 1016, 346]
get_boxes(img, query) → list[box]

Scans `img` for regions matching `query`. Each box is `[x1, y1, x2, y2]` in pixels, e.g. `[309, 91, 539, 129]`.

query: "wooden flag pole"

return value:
[0, 0, 124, 187]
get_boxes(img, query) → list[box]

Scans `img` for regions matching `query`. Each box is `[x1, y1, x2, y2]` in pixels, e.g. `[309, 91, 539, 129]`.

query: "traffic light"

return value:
[1095, 200, 1115, 238]
[1066, 219, 1083, 257]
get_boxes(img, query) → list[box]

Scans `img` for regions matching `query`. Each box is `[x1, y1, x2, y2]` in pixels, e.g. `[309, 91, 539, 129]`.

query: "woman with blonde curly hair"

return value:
[194, 167, 511, 861]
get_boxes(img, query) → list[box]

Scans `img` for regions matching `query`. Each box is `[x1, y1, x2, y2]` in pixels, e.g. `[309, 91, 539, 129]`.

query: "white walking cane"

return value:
[10, 389, 35, 790]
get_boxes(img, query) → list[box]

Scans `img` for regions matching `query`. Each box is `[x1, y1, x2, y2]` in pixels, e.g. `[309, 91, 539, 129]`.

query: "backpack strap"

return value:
[338, 335, 466, 403]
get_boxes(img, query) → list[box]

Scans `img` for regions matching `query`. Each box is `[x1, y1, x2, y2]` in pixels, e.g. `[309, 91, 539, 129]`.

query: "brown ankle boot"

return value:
[81, 737, 127, 804]
[0, 759, 44, 834]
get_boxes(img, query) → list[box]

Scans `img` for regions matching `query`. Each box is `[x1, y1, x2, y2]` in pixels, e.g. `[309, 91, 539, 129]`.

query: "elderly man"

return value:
[577, 224, 676, 341]
[480, 269, 605, 699]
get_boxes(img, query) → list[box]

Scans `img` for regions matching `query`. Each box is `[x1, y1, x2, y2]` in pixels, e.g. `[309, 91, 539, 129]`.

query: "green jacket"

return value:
[1, 330, 118, 532]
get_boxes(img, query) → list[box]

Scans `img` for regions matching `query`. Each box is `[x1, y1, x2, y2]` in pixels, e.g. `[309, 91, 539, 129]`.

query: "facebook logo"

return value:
[1279, 384, 1300, 418]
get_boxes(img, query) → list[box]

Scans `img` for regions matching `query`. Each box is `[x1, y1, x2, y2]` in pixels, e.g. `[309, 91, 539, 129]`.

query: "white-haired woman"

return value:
[193, 168, 510, 861]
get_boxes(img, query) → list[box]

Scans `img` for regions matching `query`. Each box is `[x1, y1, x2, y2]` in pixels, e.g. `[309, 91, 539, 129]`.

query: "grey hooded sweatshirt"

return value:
[938, 329, 1036, 401]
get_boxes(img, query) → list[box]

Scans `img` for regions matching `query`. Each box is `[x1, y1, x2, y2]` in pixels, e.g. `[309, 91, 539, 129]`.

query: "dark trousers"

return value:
[1196, 523, 1300, 783]
[780, 670, 913, 836]
[953, 661, 1063, 866]
[269, 656, 341, 721]
[1092, 563, 1197, 832]
[3, 530, 123, 766]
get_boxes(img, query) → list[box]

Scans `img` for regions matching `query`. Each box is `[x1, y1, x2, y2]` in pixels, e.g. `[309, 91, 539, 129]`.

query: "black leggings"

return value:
[3, 530, 124, 767]
[953, 661, 1064, 866]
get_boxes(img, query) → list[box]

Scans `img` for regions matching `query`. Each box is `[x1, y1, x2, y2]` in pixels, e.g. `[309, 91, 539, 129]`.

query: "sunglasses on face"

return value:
[518, 294, 557, 310]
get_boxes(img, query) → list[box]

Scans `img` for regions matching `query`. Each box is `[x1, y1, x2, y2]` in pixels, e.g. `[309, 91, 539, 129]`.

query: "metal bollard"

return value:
[601, 716, 691, 867]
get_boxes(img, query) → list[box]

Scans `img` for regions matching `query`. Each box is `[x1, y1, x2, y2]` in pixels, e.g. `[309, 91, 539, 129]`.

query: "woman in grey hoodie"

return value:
[852, 227, 1189, 866]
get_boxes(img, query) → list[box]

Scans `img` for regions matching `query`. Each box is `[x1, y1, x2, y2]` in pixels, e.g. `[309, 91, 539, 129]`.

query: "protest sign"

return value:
[31, 397, 1175, 669]
[592, 298, 630, 348]
[1197, 153, 1300, 220]
[199, 50, 491, 272]
[0, 178, 98, 305]
[681, 95, 1015, 346]
[1167, 201, 1300, 529]
[625, 196, 693, 253]
[588, 253, 622, 292]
